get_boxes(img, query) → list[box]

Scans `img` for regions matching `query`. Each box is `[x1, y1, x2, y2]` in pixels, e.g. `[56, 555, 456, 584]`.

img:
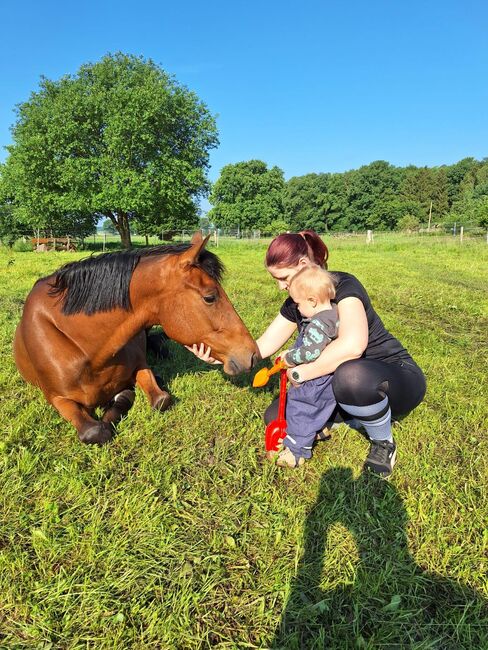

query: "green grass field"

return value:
[0, 236, 487, 649]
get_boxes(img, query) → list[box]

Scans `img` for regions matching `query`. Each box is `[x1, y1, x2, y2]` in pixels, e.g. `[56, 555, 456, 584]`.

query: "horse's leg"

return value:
[51, 396, 114, 444]
[146, 328, 170, 360]
[102, 388, 136, 425]
[135, 368, 172, 411]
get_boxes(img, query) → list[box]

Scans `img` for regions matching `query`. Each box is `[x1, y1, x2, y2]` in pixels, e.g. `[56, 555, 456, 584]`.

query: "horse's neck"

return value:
[91, 259, 170, 367]
[90, 309, 149, 368]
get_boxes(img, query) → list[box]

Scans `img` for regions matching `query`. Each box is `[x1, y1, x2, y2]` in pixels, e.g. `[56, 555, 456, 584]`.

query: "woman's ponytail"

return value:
[299, 230, 329, 268]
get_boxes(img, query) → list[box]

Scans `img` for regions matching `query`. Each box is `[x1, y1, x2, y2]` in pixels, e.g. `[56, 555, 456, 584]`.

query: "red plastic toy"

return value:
[264, 364, 288, 453]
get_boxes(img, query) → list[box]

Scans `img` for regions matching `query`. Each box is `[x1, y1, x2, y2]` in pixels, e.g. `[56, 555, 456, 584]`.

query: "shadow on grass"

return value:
[272, 468, 488, 649]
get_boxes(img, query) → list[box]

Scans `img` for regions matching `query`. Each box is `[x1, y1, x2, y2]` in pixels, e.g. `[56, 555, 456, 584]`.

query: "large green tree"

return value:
[2, 53, 218, 248]
[209, 160, 285, 231]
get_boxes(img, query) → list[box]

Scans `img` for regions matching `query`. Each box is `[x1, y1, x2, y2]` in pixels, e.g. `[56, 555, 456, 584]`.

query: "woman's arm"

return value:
[289, 297, 368, 382]
[256, 313, 297, 359]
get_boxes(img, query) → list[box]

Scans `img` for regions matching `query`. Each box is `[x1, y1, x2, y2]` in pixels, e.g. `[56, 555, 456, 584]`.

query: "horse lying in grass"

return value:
[14, 232, 260, 444]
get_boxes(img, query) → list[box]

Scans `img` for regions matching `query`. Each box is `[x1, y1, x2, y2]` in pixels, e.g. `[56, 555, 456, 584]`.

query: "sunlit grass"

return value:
[0, 236, 487, 648]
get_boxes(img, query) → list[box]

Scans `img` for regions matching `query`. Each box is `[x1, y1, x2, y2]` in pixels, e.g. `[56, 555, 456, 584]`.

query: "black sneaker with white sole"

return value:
[364, 439, 397, 478]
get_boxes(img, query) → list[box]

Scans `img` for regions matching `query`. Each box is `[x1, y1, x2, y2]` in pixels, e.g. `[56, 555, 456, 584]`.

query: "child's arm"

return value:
[286, 317, 332, 367]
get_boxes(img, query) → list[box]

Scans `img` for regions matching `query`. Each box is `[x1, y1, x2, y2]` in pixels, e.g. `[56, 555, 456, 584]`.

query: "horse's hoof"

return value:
[154, 391, 172, 412]
[114, 388, 135, 410]
[103, 388, 136, 424]
[79, 422, 114, 445]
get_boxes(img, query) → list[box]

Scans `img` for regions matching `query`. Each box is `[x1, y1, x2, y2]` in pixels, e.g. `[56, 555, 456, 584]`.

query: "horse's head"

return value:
[155, 232, 261, 375]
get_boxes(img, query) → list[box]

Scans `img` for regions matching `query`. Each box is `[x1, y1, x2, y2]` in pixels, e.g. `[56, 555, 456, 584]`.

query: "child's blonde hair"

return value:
[289, 265, 336, 302]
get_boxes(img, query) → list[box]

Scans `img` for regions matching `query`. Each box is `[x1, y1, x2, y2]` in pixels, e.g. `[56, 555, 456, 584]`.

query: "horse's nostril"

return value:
[251, 352, 260, 368]
[228, 358, 240, 375]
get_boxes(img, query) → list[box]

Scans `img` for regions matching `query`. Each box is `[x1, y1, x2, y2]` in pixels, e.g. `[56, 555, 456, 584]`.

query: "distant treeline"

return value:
[208, 158, 488, 234]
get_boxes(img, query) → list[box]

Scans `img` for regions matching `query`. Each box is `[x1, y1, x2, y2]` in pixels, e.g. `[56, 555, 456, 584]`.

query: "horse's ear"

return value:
[179, 231, 211, 267]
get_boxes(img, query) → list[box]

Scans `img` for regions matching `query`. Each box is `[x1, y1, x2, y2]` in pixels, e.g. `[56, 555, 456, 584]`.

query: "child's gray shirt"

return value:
[284, 306, 339, 366]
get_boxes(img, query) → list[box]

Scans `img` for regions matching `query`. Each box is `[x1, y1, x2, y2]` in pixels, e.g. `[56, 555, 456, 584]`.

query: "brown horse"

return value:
[14, 232, 260, 444]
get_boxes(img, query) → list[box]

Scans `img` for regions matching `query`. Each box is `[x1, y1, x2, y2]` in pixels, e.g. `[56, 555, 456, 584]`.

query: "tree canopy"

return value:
[1, 52, 218, 247]
[209, 160, 285, 231]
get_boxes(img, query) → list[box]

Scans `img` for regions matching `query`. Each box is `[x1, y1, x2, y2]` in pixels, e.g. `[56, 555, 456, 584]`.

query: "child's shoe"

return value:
[276, 447, 305, 468]
[265, 439, 284, 461]
[315, 427, 332, 442]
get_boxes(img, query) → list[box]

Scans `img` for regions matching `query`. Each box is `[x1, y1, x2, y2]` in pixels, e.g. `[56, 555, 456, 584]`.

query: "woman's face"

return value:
[267, 257, 310, 292]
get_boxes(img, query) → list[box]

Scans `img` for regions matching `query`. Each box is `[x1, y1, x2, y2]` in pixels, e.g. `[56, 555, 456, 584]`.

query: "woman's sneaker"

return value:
[364, 439, 397, 478]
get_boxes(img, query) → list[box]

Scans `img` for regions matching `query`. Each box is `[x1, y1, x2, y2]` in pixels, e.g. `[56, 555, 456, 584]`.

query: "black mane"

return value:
[47, 244, 225, 316]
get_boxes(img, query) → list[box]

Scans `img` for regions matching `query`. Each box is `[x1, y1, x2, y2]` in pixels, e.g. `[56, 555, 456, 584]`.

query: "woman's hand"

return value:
[184, 343, 223, 365]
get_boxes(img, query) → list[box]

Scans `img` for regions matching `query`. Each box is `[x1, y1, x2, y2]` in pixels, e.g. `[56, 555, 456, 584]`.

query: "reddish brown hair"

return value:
[265, 230, 329, 269]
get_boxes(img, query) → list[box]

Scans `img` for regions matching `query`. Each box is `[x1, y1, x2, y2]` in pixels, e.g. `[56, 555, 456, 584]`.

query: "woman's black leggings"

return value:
[264, 357, 426, 425]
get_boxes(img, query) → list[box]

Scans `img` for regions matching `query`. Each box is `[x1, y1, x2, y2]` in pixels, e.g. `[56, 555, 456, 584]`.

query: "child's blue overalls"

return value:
[283, 331, 336, 460]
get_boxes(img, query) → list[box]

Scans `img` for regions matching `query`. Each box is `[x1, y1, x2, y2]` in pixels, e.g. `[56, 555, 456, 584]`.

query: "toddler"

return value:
[277, 265, 339, 468]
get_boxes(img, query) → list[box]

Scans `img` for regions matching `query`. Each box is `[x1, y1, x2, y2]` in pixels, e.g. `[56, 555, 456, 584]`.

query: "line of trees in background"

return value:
[0, 53, 486, 248]
[209, 158, 488, 235]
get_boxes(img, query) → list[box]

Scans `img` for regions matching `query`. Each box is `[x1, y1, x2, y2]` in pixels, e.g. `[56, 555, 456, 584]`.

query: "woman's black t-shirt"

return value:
[280, 271, 411, 363]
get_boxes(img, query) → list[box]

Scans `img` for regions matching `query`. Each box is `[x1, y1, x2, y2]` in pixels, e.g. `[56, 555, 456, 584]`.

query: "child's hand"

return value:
[279, 350, 292, 367]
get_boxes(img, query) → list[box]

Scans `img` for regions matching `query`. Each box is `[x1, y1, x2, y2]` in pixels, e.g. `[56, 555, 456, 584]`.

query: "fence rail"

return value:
[4, 224, 488, 252]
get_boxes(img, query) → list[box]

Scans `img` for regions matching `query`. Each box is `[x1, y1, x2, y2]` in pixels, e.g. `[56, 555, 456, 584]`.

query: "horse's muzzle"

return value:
[225, 349, 261, 375]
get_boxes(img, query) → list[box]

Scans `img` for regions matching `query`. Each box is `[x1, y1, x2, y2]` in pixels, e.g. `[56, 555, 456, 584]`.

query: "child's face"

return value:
[289, 289, 317, 318]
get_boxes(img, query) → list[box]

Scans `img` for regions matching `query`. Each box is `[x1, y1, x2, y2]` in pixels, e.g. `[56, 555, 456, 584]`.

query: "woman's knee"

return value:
[264, 399, 279, 425]
[332, 359, 386, 405]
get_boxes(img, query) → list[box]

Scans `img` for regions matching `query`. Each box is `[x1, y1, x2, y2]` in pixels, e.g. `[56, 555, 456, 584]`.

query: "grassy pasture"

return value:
[0, 236, 487, 649]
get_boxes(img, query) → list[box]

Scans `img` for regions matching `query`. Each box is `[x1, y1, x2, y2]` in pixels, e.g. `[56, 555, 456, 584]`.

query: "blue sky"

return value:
[1, 0, 487, 197]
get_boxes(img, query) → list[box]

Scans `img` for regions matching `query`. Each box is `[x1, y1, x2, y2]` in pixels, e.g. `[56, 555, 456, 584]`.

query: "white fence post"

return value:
[460, 226, 464, 244]
[366, 230, 374, 244]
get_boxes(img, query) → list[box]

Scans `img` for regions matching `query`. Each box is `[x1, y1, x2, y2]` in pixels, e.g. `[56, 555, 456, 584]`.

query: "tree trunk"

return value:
[115, 211, 132, 249]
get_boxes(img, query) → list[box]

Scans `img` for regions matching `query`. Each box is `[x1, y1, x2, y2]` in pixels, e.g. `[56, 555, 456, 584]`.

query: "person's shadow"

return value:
[272, 468, 487, 649]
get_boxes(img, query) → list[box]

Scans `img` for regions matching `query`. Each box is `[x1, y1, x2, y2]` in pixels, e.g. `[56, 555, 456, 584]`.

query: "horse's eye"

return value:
[203, 294, 217, 305]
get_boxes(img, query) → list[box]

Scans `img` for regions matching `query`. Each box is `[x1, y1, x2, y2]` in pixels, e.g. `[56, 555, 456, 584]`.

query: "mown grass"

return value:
[0, 236, 487, 649]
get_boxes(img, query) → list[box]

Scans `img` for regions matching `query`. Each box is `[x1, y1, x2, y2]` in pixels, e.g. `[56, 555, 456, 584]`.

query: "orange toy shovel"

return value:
[252, 358, 287, 388]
